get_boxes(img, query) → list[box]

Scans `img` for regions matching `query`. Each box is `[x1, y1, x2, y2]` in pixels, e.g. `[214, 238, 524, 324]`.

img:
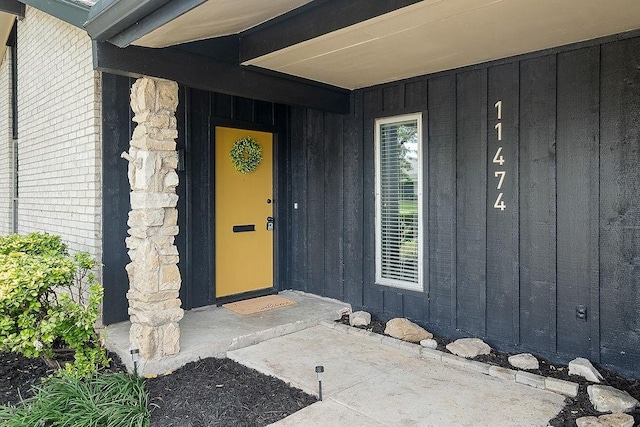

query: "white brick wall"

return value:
[14, 7, 102, 260]
[0, 47, 12, 235]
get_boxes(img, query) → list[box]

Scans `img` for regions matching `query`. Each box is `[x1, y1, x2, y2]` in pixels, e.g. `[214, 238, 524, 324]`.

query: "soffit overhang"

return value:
[243, 0, 640, 89]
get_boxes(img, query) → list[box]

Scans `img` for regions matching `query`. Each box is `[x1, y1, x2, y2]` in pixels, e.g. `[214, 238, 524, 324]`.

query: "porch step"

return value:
[103, 290, 351, 376]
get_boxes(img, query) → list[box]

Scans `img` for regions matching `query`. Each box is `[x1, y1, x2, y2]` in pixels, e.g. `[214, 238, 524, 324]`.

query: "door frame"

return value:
[211, 118, 281, 305]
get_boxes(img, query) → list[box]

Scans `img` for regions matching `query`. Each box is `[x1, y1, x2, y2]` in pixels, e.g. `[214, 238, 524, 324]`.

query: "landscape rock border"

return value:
[322, 320, 580, 398]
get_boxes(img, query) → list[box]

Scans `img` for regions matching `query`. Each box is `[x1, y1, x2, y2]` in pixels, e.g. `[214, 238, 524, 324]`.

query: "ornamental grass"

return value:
[0, 373, 150, 427]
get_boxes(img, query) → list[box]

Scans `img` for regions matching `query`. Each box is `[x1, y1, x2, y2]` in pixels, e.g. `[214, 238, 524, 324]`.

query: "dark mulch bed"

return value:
[0, 352, 316, 427]
[145, 358, 316, 426]
[0, 353, 53, 406]
[338, 314, 640, 426]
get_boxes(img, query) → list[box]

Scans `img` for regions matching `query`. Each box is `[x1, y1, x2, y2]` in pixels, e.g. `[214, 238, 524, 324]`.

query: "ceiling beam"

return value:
[239, 0, 423, 62]
[107, 0, 205, 48]
[94, 41, 350, 114]
[174, 36, 239, 65]
[0, 0, 24, 18]
[85, 0, 172, 41]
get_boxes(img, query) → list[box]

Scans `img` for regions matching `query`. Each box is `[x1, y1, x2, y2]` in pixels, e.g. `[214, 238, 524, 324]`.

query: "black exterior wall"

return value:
[102, 32, 640, 378]
[288, 34, 640, 378]
[102, 76, 290, 325]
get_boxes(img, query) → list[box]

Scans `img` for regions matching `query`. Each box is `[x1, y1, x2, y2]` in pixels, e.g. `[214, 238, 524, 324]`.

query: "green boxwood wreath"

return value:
[230, 137, 263, 174]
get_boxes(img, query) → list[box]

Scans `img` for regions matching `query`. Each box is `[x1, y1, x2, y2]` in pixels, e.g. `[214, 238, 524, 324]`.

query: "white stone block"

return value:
[569, 357, 603, 383]
[349, 311, 371, 326]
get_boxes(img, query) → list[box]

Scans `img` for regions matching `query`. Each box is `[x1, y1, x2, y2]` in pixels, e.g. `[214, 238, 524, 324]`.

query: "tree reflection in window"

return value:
[379, 119, 419, 285]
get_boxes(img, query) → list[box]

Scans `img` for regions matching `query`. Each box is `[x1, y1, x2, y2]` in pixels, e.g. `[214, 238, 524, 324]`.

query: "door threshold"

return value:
[216, 288, 276, 306]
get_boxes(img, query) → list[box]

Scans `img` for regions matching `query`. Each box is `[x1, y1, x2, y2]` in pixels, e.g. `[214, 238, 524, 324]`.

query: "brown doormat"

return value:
[223, 295, 297, 315]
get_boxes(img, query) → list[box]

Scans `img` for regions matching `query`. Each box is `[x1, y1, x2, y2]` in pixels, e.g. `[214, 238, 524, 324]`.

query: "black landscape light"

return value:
[130, 348, 139, 375]
[315, 365, 324, 401]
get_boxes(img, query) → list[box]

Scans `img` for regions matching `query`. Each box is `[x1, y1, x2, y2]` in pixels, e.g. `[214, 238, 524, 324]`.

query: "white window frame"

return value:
[374, 113, 423, 292]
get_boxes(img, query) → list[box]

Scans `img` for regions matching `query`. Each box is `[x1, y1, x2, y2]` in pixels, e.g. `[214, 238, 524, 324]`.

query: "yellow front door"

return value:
[215, 127, 273, 298]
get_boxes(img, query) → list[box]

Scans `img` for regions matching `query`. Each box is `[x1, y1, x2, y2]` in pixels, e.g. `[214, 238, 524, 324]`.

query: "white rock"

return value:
[349, 311, 371, 327]
[576, 413, 635, 427]
[420, 339, 438, 349]
[569, 357, 603, 383]
[384, 318, 432, 343]
[587, 385, 640, 413]
[445, 338, 491, 358]
[508, 353, 539, 370]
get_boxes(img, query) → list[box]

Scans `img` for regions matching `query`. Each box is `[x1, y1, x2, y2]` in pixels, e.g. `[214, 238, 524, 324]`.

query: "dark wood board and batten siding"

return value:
[486, 63, 519, 345]
[101, 73, 134, 325]
[599, 37, 640, 373]
[518, 55, 557, 355]
[288, 33, 640, 378]
[427, 75, 457, 329]
[455, 70, 487, 337]
[555, 46, 601, 360]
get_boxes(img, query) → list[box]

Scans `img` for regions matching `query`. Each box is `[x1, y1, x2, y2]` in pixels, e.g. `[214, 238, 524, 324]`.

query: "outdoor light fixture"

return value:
[130, 348, 139, 375]
[315, 365, 324, 401]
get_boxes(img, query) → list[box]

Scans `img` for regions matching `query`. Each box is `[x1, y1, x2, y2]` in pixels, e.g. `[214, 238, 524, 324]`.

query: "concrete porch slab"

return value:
[103, 290, 350, 375]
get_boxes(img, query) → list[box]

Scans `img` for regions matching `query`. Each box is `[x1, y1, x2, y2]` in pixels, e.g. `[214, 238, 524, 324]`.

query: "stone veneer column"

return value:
[124, 77, 183, 360]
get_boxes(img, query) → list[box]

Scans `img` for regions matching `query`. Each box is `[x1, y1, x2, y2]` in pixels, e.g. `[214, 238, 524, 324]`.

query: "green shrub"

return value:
[0, 232, 68, 256]
[0, 233, 108, 376]
[0, 373, 150, 427]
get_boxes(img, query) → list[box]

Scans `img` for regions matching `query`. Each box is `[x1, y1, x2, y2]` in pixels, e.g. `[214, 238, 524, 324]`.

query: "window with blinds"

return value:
[375, 114, 422, 291]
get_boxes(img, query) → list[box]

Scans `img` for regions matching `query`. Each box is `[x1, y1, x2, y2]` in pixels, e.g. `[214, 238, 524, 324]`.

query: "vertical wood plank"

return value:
[306, 109, 326, 295]
[519, 55, 557, 353]
[289, 106, 308, 291]
[427, 74, 457, 328]
[486, 63, 520, 344]
[384, 291, 404, 317]
[404, 293, 426, 323]
[101, 74, 134, 324]
[234, 96, 254, 122]
[343, 92, 365, 307]
[406, 80, 428, 111]
[323, 112, 345, 300]
[363, 89, 384, 311]
[455, 69, 487, 337]
[274, 104, 290, 292]
[213, 93, 232, 119]
[556, 46, 599, 357]
[383, 84, 404, 111]
[188, 88, 213, 307]
[255, 100, 274, 126]
[599, 37, 640, 374]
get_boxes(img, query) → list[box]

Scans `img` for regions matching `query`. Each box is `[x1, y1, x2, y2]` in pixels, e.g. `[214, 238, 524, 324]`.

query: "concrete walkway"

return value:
[106, 291, 566, 425]
[229, 324, 566, 427]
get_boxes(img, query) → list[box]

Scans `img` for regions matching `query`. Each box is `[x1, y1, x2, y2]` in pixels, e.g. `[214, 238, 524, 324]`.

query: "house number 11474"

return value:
[493, 100, 506, 211]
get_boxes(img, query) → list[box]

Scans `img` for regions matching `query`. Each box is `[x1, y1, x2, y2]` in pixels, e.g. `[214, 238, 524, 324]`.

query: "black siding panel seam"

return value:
[514, 65, 521, 346]
[207, 92, 215, 305]
[552, 52, 559, 354]
[591, 45, 602, 363]
[515, 59, 520, 340]
[422, 107, 430, 321]
[482, 66, 488, 338]
[452, 76, 458, 331]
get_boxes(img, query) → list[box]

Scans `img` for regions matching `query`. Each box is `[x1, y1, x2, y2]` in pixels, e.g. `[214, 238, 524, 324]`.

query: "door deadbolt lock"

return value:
[266, 216, 274, 231]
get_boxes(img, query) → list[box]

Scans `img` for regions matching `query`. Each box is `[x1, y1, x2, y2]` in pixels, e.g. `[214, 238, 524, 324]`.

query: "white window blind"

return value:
[375, 114, 422, 291]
